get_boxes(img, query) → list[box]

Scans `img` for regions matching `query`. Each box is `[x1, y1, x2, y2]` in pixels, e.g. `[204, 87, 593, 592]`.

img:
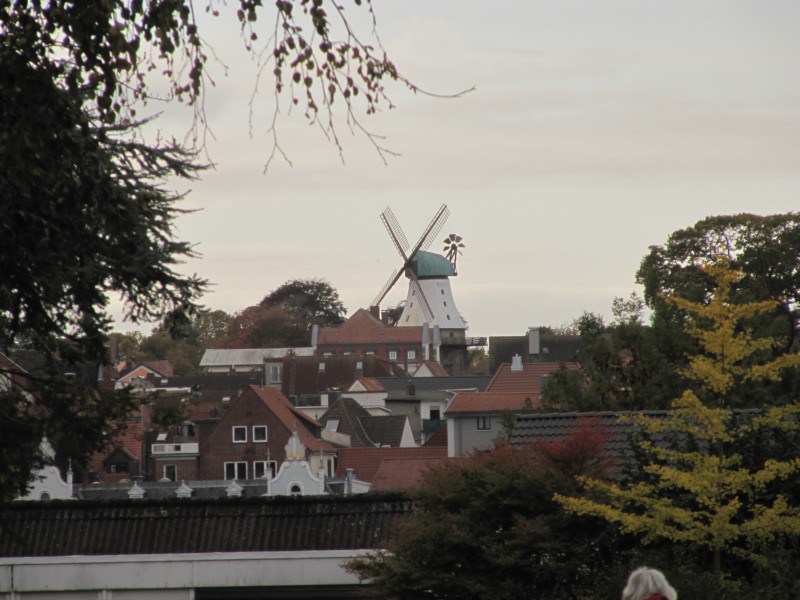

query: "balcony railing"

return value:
[151, 442, 199, 455]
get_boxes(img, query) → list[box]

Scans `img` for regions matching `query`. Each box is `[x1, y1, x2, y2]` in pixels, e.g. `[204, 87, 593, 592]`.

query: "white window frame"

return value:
[253, 460, 277, 479]
[224, 461, 247, 480]
[252, 425, 268, 442]
[232, 426, 247, 443]
[407, 349, 416, 360]
[270, 364, 282, 383]
[388, 350, 398, 361]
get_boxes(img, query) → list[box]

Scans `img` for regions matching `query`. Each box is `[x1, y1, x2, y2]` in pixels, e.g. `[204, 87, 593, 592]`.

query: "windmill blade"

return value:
[408, 204, 449, 259]
[380, 206, 410, 260]
[371, 268, 402, 308]
[409, 276, 435, 323]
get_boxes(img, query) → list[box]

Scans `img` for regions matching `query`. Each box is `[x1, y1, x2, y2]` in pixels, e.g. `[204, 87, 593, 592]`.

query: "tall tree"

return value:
[556, 261, 800, 589]
[260, 278, 346, 331]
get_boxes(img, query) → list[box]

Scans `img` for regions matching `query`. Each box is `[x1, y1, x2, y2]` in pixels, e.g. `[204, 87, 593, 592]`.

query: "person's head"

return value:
[621, 567, 677, 600]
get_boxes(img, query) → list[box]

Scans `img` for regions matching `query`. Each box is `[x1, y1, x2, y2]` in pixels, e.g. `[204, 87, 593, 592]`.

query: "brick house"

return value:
[198, 385, 336, 481]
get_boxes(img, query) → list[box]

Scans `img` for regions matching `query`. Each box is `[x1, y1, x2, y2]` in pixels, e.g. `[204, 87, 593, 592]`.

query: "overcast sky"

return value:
[117, 0, 800, 339]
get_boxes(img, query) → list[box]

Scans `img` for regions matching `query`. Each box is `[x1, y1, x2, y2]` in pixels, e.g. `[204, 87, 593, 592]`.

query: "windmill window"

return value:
[447, 315, 451, 320]
[412, 290, 416, 296]
[232, 426, 247, 443]
[405, 316, 410, 322]
[253, 425, 268, 442]
[443, 301, 447, 307]
[441, 289, 445, 295]
[224, 461, 247, 480]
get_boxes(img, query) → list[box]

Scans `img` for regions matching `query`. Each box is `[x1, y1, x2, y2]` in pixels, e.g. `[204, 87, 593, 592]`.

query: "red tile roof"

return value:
[249, 386, 334, 453]
[446, 391, 541, 415]
[423, 421, 448, 446]
[336, 446, 447, 482]
[415, 360, 449, 377]
[318, 308, 427, 345]
[370, 456, 452, 491]
[353, 377, 385, 392]
[486, 361, 576, 394]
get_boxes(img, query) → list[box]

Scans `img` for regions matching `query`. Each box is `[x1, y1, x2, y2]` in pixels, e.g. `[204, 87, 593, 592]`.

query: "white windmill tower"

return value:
[371, 205, 469, 373]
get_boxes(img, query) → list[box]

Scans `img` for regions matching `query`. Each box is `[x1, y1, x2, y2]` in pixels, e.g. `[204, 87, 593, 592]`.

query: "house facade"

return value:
[198, 386, 336, 481]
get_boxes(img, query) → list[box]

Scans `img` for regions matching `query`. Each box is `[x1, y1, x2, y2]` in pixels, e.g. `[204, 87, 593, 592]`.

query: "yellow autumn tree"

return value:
[556, 259, 800, 581]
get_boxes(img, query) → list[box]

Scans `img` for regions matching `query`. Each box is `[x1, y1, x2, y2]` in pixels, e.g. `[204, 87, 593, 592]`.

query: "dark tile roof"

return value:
[0, 494, 412, 557]
[376, 376, 491, 393]
[319, 397, 375, 447]
[489, 335, 583, 373]
[282, 355, 403, 397]
[149, 374, 263, 391]
[359, 415, 408, 448]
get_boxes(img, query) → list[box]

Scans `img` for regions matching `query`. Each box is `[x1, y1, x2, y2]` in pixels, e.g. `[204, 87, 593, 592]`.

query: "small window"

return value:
[326, 419, 340, 432]
[164, 464, 177, 481]
[290, 484, 302, 496]
[323, 352, 332, 357]
[366, 350, 375, 356]
[440, 289, 445, 295]
[270, 364, 282, 383]
[224, 461, 247, 480]
[232, 426, 247, 443]
[253, 425, 267, 442]
[446, 314, 451, 320]
[443, 301, 447, 307]
[254, 460, 277, 479]
[430, 408, 441, 420]
[319, 362, 326, 372]
[388, 351, 398, 361]
[407, 350, 416, 360]
[477, 416, 491, 431]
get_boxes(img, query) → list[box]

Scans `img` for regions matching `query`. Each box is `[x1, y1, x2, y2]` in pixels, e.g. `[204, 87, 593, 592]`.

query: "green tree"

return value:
[347, 425, 622, 600]
[467, 347, 490, 376]
[261, 278, 346, 328]
[541, 304, 678, 412]
[556, 261, 800, 588]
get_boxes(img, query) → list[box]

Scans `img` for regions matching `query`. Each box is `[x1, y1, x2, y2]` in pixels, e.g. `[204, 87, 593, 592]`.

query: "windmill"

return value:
[371, 205, 466, 331]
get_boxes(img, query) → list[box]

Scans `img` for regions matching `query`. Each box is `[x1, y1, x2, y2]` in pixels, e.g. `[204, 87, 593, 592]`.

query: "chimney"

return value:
[511, 354, 523, 372]
[422, 323, 430, 361]
[345, 468, 354, 495]
[407, 380, 416, 397]
[433, 325, 441, 363]
[528, 327, 541, 356]
[369, 305, 381, 319]
[311, 324, 319, 348]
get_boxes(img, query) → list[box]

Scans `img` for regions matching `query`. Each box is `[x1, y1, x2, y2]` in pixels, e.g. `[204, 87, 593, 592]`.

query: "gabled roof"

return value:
[317, 308, 427, 345]
[359, 415, 409, 448]
[319, 397, 375, 447]
[281, 354, 404, 397]
[486, 361, 576, 394]
[248, 386, 334, 453]
[446, 391, 540, 415]
[413, 360, 449, 377]
[319, 397, 408, 448]
[348, 377, 386, 392]
[370, 456, 452, 492]
[336, 446, 448, 482]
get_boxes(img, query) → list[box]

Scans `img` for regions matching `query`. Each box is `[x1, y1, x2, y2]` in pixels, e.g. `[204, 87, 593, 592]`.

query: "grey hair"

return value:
[621, 567, 677, 600]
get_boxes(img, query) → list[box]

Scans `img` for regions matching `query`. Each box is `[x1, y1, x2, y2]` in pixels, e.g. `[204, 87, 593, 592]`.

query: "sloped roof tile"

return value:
[336, 446, 447, 482]
[446, 391, 540, 415]
[486, 361, 577, 394]
[317, 309, 427, 345]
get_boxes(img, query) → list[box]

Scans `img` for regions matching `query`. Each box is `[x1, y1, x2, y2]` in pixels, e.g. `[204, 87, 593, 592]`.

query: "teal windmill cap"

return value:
[412, 250, 454, 277]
